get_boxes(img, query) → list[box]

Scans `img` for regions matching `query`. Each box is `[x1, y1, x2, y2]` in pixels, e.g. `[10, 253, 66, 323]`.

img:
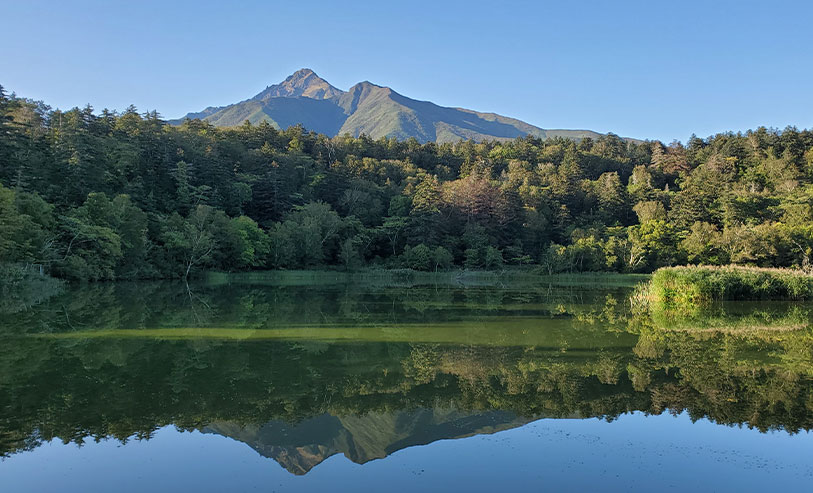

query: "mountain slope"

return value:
[252, 68, 344, 101]
[173, 68, 605, 143]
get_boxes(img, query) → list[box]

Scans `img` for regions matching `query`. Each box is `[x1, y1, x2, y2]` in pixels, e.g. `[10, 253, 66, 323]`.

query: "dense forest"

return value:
[2, 85, 813, 280]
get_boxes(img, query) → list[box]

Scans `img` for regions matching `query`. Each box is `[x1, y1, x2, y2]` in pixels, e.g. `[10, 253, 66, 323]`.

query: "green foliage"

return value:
[159, 206, 223, 279]
[0, 184, 55, 264]
[680, 222, 722, 264]
[484, 246, 505, 269]
[633, 200, 666, 223]
[338, 237, 363, 270]
[431, 246, 454, 271]
[464, 248, 483, 269]
[402, 244, 433, 271]
[646, 265, 813, 305]
[3, 90, 813, 279]
[221, 216, 271, 269]
[284, 202, 343, 266]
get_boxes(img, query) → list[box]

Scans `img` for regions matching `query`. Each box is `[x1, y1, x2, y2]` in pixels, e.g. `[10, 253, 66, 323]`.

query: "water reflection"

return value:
[1, 275, 811, 474]
[204, 409, 534, 475]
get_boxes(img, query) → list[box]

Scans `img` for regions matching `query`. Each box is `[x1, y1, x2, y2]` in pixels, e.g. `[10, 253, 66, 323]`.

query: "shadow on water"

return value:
[1, 274, 811, 474]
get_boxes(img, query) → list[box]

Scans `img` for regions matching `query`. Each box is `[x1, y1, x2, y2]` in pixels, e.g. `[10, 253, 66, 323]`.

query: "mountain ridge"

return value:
[252, 68, 344, 101]
[172, 68, 608, 143]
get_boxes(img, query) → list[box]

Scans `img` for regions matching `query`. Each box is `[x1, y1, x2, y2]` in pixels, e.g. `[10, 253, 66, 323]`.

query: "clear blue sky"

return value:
[2, 0, 811, 142]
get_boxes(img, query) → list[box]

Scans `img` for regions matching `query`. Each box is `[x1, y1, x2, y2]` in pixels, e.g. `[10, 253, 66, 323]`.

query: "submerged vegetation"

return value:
[641, 265, 813, 305]
[2, 85, 813, 280]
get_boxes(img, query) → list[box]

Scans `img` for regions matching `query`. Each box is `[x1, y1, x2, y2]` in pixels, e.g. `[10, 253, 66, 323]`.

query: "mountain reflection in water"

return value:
[204, 409, 536, 475]
[1, 274, 812, 475]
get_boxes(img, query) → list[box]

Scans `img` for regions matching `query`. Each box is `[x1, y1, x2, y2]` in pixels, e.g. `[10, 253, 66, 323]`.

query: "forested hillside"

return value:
[1, 85, 812, 280]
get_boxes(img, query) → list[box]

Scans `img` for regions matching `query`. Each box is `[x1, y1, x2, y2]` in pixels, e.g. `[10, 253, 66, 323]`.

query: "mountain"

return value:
[203, 408, 539, 475]
[172, 69, 605, 143]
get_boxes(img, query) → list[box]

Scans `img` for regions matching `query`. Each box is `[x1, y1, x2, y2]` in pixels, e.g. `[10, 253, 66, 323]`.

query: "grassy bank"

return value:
[640, 265, 813, 305]
[204, 268, 649, 288]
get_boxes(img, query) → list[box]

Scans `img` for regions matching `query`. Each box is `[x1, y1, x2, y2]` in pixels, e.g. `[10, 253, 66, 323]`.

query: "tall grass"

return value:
[644, 265, 813, 305]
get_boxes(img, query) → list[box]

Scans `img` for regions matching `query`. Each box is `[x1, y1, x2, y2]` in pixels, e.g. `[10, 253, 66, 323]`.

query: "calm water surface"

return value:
[1, 273, 812, 492]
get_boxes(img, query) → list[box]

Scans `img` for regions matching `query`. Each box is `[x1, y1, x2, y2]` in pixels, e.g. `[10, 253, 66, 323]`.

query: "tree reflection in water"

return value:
[1, 276, 811, 473]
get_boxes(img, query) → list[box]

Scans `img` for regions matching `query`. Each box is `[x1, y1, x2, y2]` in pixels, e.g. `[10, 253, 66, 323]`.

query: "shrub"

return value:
[646, 265, 813, 304]
[402, 244, 433, 271]
[484, 247, 504, 269]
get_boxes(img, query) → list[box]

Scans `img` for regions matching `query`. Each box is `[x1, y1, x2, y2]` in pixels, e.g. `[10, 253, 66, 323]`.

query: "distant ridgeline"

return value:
[2, 82, 813, 281]
[170, 69, 605, 144]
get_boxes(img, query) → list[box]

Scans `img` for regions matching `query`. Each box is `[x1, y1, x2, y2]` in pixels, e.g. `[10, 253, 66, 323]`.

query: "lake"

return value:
[2, 272, 812, 492]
